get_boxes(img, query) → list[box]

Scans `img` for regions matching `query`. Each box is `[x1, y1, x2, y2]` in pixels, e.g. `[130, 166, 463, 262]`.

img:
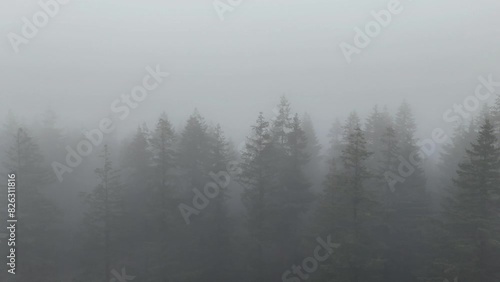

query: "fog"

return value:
[1, 0, 500, 281]
[2, 0, 500, 139]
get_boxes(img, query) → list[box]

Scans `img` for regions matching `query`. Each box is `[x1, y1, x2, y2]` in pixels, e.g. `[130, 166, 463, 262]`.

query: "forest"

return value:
[0, 95, 499, 282]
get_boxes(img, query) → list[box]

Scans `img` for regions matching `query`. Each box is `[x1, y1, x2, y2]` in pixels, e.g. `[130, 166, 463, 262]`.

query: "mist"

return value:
[1, 0, 500, 281]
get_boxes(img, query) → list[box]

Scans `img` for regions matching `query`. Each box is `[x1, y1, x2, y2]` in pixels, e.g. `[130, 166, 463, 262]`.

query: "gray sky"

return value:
[1, 0, 499, 146]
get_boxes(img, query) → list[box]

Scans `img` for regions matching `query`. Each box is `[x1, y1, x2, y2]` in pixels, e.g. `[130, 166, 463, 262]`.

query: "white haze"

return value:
[1, 0, 499, 146]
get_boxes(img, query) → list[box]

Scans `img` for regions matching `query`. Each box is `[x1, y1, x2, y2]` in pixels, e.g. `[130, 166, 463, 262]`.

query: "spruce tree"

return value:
[318, 115, 383, 282]
[269, 99, 314, 274]
[385, 102, 430, 282]
[200, 124, 235, 282]
[277, 114, 314, 268]
[121, 124, 156, 280]
[302, 113, 323, 193]
[150, 113, 177, 200]
[272, 96, 293, 146]
[328, 118, 343, 159]
[365, 105, 393, 170]
[439, 120, 477, 192]
[239, 112, 277, 282]
[445, 119, 500, 282]
[80, 145, 124, 282]
[1, 127, 60, 282]
[179, 110, 212, 190]
[491, 95, 500, 139]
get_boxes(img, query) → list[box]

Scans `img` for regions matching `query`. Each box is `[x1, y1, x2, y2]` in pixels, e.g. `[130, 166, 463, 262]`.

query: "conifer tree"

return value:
[328, 118, 344, 159]
[445, 119, 500, 282]
[385, 102, 431, 282]
[302, 113, 323, 193]
[318, 115, 384, 282]
[80, 145, 124, 282]
[272, 96, 293, 146]
[439, 120, 477, 190]
[199, 124, 236, 282]
[491, 95, 500, 139]
[151, 113, 177, 199]
[365, 105, 393, 170]
[276, 114, 314, 267]
[239, 112, 278, 282]
[179, 110, 212, 190]
[146, 114, 179, 279]
[120, 124, 157, 280]
[1, 127, 60, 282]
[269, 99, 314, 272]
[380, 126, 399, 179]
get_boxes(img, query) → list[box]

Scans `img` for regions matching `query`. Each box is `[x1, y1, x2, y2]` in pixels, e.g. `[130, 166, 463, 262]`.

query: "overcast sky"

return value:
[1, 0, 499, 146]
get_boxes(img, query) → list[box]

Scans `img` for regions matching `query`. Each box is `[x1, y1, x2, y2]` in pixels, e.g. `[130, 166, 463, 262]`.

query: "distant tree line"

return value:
[0, 96, 499, 282]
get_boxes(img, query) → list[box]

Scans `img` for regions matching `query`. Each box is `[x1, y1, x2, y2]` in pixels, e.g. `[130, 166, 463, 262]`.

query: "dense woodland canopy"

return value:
[1, 96, 500, 282]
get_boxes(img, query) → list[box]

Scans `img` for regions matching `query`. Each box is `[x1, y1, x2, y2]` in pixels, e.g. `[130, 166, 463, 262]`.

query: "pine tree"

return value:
[149, 114, 178, 237]
[121, 124, 156, 280]
[124, 124, 153, 175]
[302, 113, 323, 193]
[150, 113, 177, 200]
[439, 120, 477, 191]
[80, 145, 125, 282]
[380, 126, 399, 179]
[1, 127, 60, 282]
[377, 125, 400, 220]
[210, 124, 230, 171]
[384, 102, 431, 282]
[341, 125, 372, 224]
[286, 114, 311, 193]
[198, 124, 236, 282]
[365, 105, 393, 170]
[318, 116, 384, 282]
[272, 96, 293, 146]
[365, 106, 395, 224]
[395, 101, 418, 157]
[343, 113, 362, 143]
[174, 111, 229, 282]
[179, 110, 212, 190]
[148, 114, 186, 281]
[445, 119, 500, 282]
[491, 95, 500, 139]
[426, 121, 479, 282]
[302, 113, 321, 164]
[269, 99, 314, 273]
[327, 118, 343, 158]
[276, 114, 314, 267]
[239, 112, 278, 282]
